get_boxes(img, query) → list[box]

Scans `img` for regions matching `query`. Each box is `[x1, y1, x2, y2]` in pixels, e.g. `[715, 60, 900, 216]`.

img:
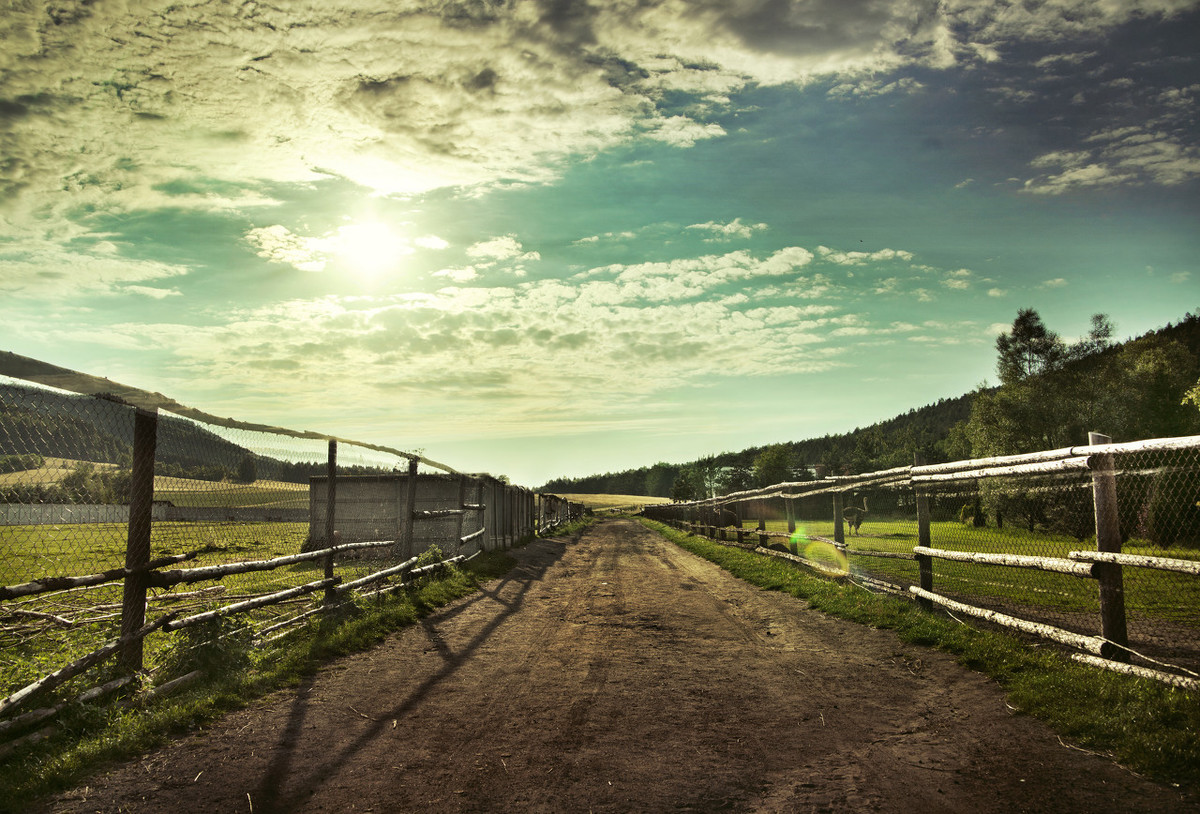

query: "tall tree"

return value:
[995, 308, 1065, 385]
[753, 444, 793, 487]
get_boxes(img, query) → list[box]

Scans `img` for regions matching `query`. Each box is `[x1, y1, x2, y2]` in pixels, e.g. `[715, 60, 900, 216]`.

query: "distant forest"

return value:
[541, 311, 1200, 500]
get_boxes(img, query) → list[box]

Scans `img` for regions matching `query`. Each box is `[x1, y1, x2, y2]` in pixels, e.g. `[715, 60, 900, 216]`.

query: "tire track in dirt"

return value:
[40, 519, 1196, 813]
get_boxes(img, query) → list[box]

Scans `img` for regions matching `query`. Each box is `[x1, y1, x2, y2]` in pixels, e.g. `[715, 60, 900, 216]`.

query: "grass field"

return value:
[548, 493, 672, 512]
[704, 516, 1200, 643]
[154, 478, 308, 508]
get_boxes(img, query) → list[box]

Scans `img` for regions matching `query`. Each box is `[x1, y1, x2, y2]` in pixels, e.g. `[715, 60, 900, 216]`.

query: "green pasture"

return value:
[154, 486, 308, 509]
[728, 518, 1200, 629]
[0, 520, 412, 697]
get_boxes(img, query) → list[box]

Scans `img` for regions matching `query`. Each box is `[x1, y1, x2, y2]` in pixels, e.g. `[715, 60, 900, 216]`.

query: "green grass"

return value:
[742, 518, 1200, 629]
[154, 486, 308, 509]
[0, 548, 518, 814]
[640, 517, 1200, 790]
[0, 521, 479, 699]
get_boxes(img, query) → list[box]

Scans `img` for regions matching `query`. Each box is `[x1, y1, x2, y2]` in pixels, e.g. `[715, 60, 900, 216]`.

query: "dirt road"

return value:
[43, 519, 1195, 812]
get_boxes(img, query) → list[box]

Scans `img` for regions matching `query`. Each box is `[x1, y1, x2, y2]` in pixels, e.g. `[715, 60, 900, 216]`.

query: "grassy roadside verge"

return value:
[0, 547, 523, 813]
[638, 517, 1200, 791]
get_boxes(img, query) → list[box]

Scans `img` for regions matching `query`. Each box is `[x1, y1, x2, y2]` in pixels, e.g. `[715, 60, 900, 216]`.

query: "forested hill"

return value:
[0, 380, 389, 484]
[539, 391, 979, 498]
[541, 311, 1200, 498]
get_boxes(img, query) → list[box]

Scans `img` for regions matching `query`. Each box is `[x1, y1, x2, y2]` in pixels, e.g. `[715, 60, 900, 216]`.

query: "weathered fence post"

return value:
[833, 491, 845, 545]
[914, 452, 933, 612]
[757, 517, 767, 548]
[477, 480, 486, 551]
[323, 440, 338, 604]
[735, 501, 745, 546]
[455, 475, 469, 556]
[1089, 432, 1129, 661]
[120, 407, 158, 673]
[786, 498, 796, 536]
[401, 458, 419, 558]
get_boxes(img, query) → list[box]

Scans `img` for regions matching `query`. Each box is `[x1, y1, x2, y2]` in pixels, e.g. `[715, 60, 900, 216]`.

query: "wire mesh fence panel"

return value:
[1111, 444, 1200, 669]
[839, 484, 921, 591]
[921, 472, 1103, 639]
[0, 379, 143, 697]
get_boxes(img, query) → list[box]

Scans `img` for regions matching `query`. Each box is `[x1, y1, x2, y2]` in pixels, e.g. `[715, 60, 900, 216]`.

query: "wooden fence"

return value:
[0, 406, 584, 758]
[643, 433, 1200, 690]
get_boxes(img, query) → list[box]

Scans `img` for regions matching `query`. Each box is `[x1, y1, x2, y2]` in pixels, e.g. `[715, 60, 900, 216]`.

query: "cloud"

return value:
[466, 236, 538, 263]
[686, 218, 768, 241]
[639, 115, 726, 147]
[1041, 278, 1069, 288]
[125, 286, 182, 300]
[0, 241, 190, 299]
[815, 246, 916, 265]
[244, 225, 328, 272]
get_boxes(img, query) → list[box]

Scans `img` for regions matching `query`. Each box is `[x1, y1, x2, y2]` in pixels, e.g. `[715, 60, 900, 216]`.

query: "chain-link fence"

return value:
[0, 370, 581, 729]
[645, 437, 1200, 684]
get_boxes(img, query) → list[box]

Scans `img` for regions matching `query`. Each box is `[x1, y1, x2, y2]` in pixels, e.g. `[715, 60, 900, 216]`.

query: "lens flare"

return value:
[789, 525, 809, 554]
[803, 540, 850, 577]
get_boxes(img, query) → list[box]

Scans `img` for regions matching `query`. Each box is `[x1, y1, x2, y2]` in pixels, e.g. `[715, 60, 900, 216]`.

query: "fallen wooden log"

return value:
[913, 546, 1095, 577]
[0, 553, 196, 601]
[1068, 550, 1200, 576]
[908, 587, 1112, 657]
[0, 675, 135, 739]
[332, 556, 420, 595]
[1070, 653, 1200, 691]
[0, 613, 176, 718]
[162, 579, 338, 631]
[150, 543, 390, 587]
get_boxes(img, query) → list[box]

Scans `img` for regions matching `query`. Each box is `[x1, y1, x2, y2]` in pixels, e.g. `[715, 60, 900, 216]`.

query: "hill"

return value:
[540, 311, 1200, 497]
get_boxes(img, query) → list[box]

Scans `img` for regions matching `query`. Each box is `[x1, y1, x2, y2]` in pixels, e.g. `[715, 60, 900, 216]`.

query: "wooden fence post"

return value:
[401, 459, 419, 558]
[477, 480, 486, 551]
[323, 440, 337, 604]
[455, 476, 468, 555]
[1089, 432, 1129, 661]
[914, 452, 933, 612]
[120, 407, 158, 673]
[786, 498, 796, 536]
[833, 492, 845, 545]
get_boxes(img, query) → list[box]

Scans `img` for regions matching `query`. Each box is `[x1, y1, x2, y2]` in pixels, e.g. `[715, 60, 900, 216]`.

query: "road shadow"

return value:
[252, 534, 572, 813]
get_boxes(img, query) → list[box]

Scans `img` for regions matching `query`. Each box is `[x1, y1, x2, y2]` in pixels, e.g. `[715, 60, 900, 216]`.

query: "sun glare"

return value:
[330, 221, 413, 278]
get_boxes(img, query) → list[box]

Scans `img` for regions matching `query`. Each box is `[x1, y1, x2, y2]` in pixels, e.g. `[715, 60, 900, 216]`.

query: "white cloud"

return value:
[0, 242, 190, 299]
[1041, 278, 1069, 288]
[640, 116, 726, 147]
[467, 236, 540, 264]
[1024, 127, 1200, 193]
[415, 235, 450, 250]
[124, 286, 182, 300]
[816, 246, 916, 265]
[244, 225, 328, 272]
[686, 218, 768, 241]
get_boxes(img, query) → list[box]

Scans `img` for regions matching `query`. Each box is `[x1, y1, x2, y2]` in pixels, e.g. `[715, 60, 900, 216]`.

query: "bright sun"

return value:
[329, 222, 413, 278]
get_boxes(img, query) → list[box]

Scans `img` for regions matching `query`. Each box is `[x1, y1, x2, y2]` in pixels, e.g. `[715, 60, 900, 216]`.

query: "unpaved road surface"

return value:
[43, 519, 1196, 812]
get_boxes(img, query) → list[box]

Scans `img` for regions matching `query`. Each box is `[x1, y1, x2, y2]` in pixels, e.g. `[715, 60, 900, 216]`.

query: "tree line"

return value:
[541, 311, 1200, 503]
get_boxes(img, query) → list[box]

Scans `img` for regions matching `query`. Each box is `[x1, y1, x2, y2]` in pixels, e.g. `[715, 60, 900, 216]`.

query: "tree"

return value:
[752, 444, 792, 487]
[995, 308, 1065, 385]
[718, 464, 755, 494]
[236, 454, 258, 484]
[670, 468, 700, 502]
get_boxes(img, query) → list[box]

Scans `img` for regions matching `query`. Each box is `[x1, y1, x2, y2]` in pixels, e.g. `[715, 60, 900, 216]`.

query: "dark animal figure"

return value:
[844, 497, 868, 535]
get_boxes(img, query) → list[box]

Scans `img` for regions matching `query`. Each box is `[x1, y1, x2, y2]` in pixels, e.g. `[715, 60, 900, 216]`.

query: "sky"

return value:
[2, 0, 1199, 487]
